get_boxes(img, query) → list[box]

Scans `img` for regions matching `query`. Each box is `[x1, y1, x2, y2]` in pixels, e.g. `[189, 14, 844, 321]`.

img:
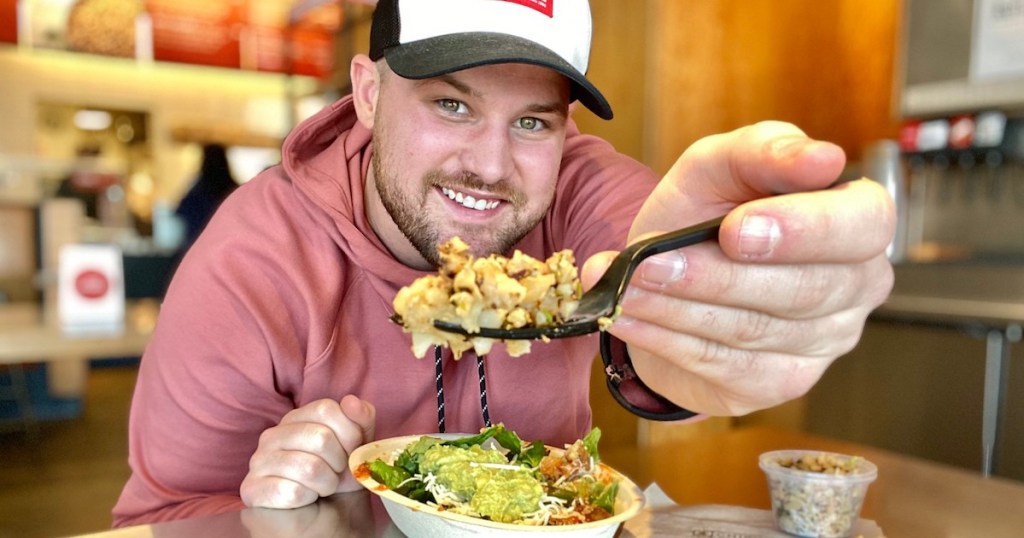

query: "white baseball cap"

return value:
[368, 0, 613, 120]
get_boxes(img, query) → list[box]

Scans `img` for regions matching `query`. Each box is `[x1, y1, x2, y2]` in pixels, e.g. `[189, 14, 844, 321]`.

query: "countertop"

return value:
[874, 260, 1024, 326]
[0, 300, 158, 364]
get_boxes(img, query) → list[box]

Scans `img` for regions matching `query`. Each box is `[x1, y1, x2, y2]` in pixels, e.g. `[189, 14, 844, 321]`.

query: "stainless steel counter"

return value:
[876, 262, 1024, 327]
[871, 260, 1024, 476]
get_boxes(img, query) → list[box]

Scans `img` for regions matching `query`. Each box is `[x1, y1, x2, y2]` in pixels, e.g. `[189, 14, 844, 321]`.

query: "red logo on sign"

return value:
[504, 0, 553, 17]
[75, 269, 110, 300]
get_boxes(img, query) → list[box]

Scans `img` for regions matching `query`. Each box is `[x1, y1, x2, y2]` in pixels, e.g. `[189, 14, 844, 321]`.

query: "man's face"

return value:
[367, 61, 571, 267]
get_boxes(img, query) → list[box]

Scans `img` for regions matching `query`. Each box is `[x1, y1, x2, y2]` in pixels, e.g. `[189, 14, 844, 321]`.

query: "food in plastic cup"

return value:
[759, 450, 877, 538]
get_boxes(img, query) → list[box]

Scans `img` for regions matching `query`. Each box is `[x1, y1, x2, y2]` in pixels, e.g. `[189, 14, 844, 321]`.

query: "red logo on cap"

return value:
[505, 0, 553, 17]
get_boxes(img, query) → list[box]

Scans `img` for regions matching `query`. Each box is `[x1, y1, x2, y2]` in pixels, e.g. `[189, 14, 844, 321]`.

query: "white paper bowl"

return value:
[349, 433, 645, 538]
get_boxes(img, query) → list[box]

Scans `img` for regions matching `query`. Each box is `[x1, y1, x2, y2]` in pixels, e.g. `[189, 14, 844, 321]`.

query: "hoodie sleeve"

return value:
[112, 169, 342, 527]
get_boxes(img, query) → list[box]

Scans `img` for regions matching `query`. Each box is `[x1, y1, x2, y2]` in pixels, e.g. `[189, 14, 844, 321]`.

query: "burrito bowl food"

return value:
[350, 425, 644, 537]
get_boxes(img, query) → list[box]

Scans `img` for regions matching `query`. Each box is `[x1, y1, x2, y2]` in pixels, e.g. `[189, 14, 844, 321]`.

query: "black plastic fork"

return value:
[433, 215, 724, 340]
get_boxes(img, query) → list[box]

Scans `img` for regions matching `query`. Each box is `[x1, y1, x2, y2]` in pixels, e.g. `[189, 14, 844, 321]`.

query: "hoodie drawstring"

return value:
[434, 346, 446, 433]
[434, 345, 492, 434]
[476, 353, 492, 428]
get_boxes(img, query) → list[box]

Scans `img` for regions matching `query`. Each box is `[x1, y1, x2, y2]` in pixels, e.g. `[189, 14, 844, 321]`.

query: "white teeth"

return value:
[441, 187, 502, 211]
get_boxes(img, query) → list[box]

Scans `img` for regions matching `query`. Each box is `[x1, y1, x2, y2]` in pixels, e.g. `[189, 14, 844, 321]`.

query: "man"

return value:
[113, 0, 894, 525]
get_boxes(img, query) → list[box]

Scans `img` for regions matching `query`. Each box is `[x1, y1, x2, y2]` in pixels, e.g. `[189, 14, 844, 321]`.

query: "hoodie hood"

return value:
[279, 96, 428, 288]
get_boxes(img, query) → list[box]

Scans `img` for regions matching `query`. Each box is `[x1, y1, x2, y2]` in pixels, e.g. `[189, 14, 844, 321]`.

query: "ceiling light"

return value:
[74, 110, 112, 131]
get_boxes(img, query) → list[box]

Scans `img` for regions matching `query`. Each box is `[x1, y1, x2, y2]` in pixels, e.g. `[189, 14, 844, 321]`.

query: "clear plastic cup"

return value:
[759, 450, 877, 538]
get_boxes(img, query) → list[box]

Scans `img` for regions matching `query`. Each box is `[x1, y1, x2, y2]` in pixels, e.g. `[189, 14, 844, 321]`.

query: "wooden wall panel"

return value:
[645, 0, 903, 174]
[573, 0, 650, 162]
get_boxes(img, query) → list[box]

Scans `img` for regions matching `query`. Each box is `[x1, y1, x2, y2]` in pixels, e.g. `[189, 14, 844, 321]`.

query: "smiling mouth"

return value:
[441, 186, 503, 211]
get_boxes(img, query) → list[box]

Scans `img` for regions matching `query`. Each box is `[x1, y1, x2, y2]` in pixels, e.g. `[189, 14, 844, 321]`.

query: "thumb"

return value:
[336, 396, 377, 494]
[340, 394, 376, 443]
[633, 122, 846, 237]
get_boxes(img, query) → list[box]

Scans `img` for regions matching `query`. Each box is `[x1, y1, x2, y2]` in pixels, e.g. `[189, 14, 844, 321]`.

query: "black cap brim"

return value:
[383, 32, 613, 120]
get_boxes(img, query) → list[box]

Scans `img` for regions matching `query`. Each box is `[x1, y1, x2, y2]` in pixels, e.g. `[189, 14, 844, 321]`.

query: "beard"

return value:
[371, 126, 554, 267]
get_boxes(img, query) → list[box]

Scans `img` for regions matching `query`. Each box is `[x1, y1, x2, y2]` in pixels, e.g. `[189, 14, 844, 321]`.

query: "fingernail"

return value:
[739, 215, 781, 257]
[639, 251, 687, 287]
[772, 137, 814, 159]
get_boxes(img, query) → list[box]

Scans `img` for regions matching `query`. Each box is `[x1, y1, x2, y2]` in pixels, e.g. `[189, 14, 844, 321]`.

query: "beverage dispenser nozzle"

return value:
[865, 140, 907, 263]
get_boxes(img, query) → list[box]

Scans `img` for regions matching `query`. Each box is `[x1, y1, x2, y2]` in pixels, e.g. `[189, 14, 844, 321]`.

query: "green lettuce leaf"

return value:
[444, 424, 524, 458]
[592, 480, 619, 513]
[583, 427, 602, 463]
[368, 459, 432, 503]
[519, 440, 547, 468]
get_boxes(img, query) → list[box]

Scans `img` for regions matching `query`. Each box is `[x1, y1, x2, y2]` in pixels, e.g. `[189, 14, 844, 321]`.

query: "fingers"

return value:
[251, 422, 347, 474]
[632, 124, 894, 266]
[718, 178, 897, 263]
[580, 241, 893, 415]
[241, 397, 376, 509]
[614, 292, 870, 360]
[280, 399, 361, 452]
[594, 122, 895, 417]
[613, 327, 828, 416]
[583, 246, 893, 322]
[240, 474, 322, 511]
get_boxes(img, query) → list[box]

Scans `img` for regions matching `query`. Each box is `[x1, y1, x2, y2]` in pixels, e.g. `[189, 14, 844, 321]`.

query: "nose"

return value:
[460, 124, 514, 184]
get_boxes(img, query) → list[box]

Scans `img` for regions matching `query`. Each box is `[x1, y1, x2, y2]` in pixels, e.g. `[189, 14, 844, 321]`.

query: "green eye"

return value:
[518, 117, 545, 131]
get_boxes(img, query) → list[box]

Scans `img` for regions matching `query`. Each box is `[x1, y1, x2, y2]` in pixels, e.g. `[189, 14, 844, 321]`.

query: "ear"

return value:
[351, 54, 380, 129]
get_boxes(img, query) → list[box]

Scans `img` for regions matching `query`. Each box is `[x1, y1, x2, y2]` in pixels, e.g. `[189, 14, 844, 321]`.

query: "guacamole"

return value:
[470, 471, 545, 523]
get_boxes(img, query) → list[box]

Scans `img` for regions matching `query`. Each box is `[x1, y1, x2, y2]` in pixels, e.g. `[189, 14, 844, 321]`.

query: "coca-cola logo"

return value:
[74, 269, 110, 300]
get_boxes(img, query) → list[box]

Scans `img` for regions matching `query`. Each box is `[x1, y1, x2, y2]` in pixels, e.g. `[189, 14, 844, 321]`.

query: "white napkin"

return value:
[620, 483, 886, 538]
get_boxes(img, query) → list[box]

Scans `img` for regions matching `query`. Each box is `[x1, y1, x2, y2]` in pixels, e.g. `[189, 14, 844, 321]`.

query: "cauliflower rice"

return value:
[392, 237, 582, 358]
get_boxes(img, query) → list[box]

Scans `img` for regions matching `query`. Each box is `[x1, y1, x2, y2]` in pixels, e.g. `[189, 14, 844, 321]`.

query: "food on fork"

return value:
[392, 237, 582, 358]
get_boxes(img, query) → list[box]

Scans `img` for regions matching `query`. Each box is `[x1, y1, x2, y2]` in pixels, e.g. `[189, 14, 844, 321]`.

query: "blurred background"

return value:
[2, 0, 1024, 536]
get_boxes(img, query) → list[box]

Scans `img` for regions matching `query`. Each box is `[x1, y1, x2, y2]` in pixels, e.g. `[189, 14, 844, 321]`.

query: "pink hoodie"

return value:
[112, 96, 658, 526]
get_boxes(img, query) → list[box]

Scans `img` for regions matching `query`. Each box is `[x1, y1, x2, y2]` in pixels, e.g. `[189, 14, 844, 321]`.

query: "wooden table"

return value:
[0, 300, 156, 425]
[601, 425, 1024, 538]
[72, 426, 1024, 537]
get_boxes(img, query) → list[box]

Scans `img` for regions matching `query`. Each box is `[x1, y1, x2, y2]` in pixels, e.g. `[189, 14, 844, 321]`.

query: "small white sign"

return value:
[58, 243, 125, 334]
[971, 0, 1024, 81]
